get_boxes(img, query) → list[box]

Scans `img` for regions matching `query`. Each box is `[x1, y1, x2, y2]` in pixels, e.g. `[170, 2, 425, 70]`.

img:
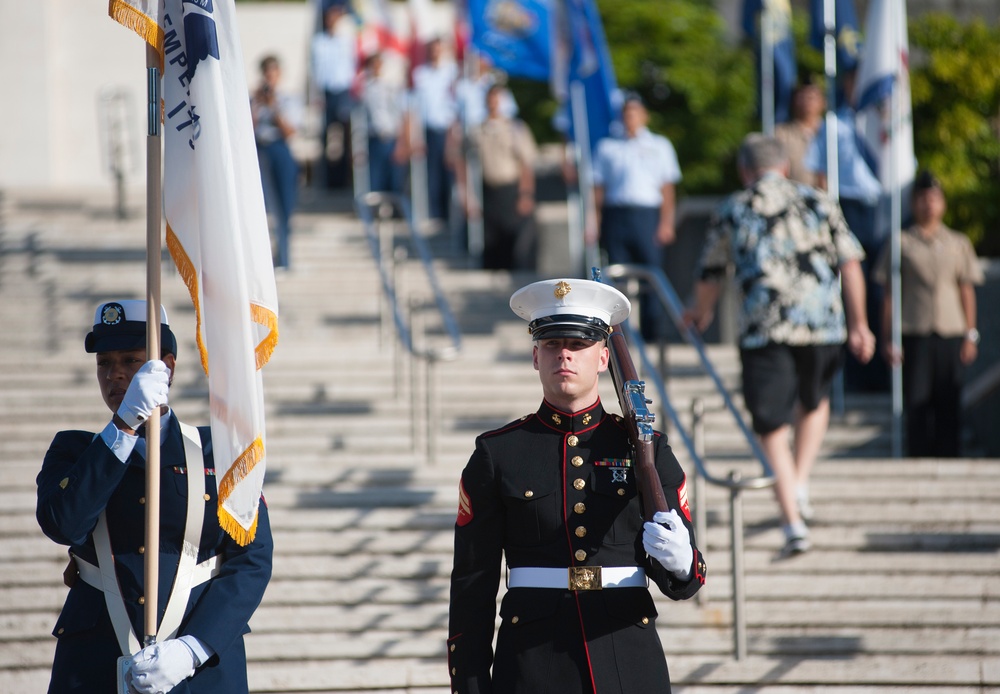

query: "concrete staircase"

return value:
[0, 187, 998, 693]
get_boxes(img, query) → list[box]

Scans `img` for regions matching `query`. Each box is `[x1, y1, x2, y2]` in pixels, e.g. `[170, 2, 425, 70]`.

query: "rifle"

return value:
[606, 323, 670, 519]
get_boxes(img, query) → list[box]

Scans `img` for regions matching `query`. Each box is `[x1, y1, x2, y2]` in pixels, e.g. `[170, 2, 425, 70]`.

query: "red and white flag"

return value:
[109, 0, 279, 545]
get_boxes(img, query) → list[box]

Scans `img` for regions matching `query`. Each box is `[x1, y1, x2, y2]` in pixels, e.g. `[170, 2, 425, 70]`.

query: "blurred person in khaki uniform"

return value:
[874, 171, 984, 457]
[457, 84, 538, 270]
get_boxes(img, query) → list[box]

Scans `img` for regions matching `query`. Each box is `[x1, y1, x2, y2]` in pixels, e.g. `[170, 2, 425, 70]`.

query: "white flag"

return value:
[110, 0, 279, 545]
[853, 0, 916, 230]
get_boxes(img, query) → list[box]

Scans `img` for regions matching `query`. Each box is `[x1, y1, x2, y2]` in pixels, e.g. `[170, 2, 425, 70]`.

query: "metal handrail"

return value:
[355, 191, 462, 463]
[603, 263, 774, 489]
[354, 191, 462, 362]
[600, 263, 773, 662]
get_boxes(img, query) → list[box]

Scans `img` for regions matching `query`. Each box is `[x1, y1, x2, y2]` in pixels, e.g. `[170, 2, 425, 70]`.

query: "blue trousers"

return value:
[322, 89, 353, 189]
[258, 140, 299, 269]
[368, 136, 404, 194]
[600, 204, 667, 340]
[424, 127, 451, 220]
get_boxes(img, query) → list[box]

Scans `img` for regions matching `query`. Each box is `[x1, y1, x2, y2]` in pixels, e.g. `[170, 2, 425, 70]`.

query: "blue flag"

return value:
[561, 0, 618, 152]
[742, 0, 796, 125]
[467, 0, 552, 81]
[809, 0, 862, 73]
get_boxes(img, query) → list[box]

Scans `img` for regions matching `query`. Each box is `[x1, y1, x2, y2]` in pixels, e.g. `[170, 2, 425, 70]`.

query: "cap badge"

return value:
[553, 281, 572, 300]
[101, 303, 125, 326]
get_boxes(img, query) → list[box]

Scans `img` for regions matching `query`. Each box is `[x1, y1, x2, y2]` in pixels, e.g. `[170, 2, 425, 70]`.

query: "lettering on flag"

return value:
[115, 0, 279, 546]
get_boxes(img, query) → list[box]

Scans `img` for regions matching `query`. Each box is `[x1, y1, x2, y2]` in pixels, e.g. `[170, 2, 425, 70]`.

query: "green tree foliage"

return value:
[909, 13, 1000, 255]
[509, 0, 757, 195]
[596, 0, 757, 193]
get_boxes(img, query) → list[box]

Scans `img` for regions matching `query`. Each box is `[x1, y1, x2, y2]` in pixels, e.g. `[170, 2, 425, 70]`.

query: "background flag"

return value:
[809, 0, 862, 74]
[853, 0, 915, 231]
[555, 0, 619, 153]
[109, 0, 279, 546]
[742, 0, 796, 125]
[467, 0, 552, 81]
[358, 0, 408, 60]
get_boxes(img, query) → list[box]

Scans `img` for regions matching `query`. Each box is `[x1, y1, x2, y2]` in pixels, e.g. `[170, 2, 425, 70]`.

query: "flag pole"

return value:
[888, 2, 904, 458]
[143, 40, 163, 648]
[760, 1, 775, 136]
[821, 0, 840, 199]
[570, 80, 599, 274]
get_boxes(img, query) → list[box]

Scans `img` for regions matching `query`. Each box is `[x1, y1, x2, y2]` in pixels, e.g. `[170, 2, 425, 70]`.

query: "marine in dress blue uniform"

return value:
[36, 301, 273, 693]
[448, 280, 705, 694]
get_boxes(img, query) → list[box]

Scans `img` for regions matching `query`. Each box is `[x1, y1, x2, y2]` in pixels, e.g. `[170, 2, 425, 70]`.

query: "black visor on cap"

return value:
[85, 322, 177, 356]
[529, 314, 610, 342]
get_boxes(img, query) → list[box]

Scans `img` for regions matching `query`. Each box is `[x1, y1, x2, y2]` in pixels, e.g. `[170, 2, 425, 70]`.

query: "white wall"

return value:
[0, 1, 452, 193]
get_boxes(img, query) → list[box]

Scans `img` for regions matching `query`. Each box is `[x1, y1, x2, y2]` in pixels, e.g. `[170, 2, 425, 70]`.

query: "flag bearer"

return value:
[36, 300, 273, 693]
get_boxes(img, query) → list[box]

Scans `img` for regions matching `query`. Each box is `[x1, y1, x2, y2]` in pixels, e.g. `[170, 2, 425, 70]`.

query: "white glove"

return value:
[117, 360, 170, 429]
[126, 639, 197, 694]
[643, 509, 693, 581]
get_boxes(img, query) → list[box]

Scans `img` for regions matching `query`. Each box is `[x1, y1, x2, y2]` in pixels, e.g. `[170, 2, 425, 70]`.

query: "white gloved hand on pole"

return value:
[642, 509, 693, 581]
[126, 639, 197, 694]
[117, 360, 170, 429]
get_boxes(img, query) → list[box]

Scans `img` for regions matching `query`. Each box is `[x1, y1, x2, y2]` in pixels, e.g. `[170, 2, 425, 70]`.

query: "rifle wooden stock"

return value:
[607, 327, 670, 518]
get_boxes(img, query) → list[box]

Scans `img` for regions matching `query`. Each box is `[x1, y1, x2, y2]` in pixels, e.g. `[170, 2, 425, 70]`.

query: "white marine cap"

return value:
[510, 278, 631, 341]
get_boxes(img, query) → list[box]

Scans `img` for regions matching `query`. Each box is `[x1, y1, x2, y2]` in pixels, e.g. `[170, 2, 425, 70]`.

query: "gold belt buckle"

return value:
[568, 566, 602, 591]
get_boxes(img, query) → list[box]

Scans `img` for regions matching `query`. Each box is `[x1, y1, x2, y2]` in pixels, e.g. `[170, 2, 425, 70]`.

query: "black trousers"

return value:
[482, 182, 534, 271]
[902, 333, 965, 457]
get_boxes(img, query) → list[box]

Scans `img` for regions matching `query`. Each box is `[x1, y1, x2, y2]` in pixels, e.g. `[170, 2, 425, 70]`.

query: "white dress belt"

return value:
[508, 566, 647, 590]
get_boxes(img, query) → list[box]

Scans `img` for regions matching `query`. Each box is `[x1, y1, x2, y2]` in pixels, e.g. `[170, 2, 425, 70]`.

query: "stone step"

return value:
[3, 188, 998, 692]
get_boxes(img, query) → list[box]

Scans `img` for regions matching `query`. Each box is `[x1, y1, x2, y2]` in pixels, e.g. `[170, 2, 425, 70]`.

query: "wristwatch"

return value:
[966, 328, 980, 345]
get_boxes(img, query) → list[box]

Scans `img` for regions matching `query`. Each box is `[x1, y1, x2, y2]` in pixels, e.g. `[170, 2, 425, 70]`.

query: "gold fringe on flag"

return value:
[217, 436, 265, 546]
[107, 0, 164, 70]
[166, 225, 210, 376]
[167, 225, 279, 376]
[251, 303, 279, 370]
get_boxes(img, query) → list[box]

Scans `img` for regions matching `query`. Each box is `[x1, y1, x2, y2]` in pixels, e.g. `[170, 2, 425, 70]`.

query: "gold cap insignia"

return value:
[553, 281, 572, 299]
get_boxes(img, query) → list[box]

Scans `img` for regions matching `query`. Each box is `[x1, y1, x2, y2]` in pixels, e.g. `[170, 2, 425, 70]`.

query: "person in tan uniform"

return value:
[874, 172, 984, 457]
[457, 83, 538, 270]
[775, 82, 824, 188]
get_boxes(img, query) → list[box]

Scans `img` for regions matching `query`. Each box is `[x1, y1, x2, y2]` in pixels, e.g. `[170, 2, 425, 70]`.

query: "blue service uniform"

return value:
[593, 129, 682, 340]
[36, 414, 273, 693]
[448, 399, 705, 694]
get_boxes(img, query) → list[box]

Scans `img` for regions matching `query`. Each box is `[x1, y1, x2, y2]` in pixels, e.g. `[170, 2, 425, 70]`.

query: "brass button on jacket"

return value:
[573, 478, 586, 491]
[567, 435, 579, 447]
[571, 455, 584, 467]
[574, 549, 587, 561]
